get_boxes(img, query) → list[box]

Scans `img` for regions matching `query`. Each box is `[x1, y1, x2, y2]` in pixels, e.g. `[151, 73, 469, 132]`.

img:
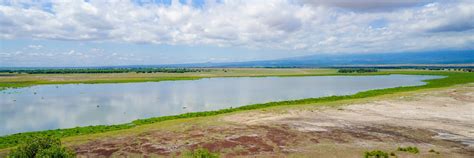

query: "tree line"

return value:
[338, 68, 378, 73]
[0, 68, 210, 74]
[418, 68, 473, 72]
[336, 67, 473, 73]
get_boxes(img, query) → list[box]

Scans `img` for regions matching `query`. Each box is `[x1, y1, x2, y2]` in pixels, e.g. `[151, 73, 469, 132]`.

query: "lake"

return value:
[0, 75, 441, 136]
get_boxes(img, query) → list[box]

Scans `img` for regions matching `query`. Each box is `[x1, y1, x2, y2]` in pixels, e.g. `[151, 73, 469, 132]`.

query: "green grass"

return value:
[184, 148, 220, 158]
[0, 77, 201, 90]
[0, 69, 333, 90]
[0, 70, 473, 149]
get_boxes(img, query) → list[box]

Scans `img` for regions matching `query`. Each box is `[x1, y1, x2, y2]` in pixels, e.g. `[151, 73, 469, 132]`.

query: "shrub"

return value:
[397, 146, 419, 154]
[185, 148, 219, 158]
[8, 136, 75, 158]
[397, 146, 420, 154]
[364, 150, 389, 158]
[429, 149, 440, 154]
[390, 152, 396, 156]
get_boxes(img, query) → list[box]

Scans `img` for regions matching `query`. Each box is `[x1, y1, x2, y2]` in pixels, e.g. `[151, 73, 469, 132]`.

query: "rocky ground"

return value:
[73, 84, 474, 157]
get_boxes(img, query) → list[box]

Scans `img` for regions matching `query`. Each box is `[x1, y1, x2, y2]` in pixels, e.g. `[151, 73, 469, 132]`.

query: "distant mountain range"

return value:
[166, 50, 474, 68]
[1, 50, 472, 69]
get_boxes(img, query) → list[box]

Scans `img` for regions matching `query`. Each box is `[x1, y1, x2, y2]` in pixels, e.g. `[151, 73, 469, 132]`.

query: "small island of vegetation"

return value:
[338, 68, 378, 73]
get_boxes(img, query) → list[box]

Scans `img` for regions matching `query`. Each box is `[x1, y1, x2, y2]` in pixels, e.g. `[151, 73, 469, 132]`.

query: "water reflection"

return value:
[0, 75, 441, 135]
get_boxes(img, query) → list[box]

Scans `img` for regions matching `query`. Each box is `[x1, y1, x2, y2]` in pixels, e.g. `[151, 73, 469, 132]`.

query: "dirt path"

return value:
[73, 84, 474, 157]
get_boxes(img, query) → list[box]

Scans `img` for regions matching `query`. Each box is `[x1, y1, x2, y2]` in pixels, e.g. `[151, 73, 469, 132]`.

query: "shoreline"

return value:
[0, 69, 439, 90]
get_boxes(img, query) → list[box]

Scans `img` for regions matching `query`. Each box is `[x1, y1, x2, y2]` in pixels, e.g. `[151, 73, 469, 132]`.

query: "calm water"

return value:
[0, 75, 441, 136]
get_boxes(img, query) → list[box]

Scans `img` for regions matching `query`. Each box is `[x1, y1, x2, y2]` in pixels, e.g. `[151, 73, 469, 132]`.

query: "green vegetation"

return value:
[0, 76, 201, 91]
[0, 70, 473, 149]
[0, 68, 209, 74]
[364, 146, 424, 157]
[7, 136, 75, 158]
[185, 148, 219, 158]
[0, 68, 334, 90]
[420, 68, 473, 72]
[364, 150, 389, 158]
[338, 68, 378, 73]
[335, 66, 473, 72]
[397, 146, 419, 154]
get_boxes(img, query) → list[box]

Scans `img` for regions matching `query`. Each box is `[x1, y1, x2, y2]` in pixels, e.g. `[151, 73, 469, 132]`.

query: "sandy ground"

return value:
[71, 84, 474, 157]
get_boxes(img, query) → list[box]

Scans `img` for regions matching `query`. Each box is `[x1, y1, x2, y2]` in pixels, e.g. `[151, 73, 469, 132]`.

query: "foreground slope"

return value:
[65, 83, 474, 157]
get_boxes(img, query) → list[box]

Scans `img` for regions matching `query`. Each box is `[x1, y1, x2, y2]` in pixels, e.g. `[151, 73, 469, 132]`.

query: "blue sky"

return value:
[0, 39, 294, 67]
[1, 0, 473, 67]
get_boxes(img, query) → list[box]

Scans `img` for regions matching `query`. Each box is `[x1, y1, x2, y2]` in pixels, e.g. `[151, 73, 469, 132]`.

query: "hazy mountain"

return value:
[1, 50, 472, 69]
[171, 50, 473, 67]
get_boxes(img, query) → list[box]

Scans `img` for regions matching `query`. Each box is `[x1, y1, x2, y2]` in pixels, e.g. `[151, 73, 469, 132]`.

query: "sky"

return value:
[0, 0, 473, 67]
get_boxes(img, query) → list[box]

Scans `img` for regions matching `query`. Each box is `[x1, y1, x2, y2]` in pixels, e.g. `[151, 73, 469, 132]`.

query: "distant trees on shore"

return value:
[338, 68, 378, 73]
[0, 68, 210, 74]
[0, 67, 472, 74]
[419, 68, 473, 72]
[336, 67, 473, 73]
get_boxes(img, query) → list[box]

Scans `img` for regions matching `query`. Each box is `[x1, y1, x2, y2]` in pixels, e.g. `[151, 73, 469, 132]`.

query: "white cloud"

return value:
[65, 50, 75, 55]
[0, 0, 473, 54]
[296, 0, 434, 12]
[28, 44, 43, 49]
[399, 2, 474, 33]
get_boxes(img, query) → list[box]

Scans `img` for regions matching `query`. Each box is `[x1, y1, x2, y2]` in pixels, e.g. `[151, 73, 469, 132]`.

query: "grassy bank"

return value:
[0, 70, 473, 149]
[0, 76, 201, 91]
[0, 68, 335, 90]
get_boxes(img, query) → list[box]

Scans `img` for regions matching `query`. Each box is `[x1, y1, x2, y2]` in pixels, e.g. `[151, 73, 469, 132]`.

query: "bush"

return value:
[185, 148, 219, 158]
[397, 146, 419, 154]
[8, 136, 75, 158]
[364, 150, 389, 158]
[429, 149, 440, 154]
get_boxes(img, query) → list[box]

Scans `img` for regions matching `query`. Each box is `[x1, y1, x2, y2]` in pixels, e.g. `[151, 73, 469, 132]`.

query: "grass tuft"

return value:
[397, 146, 419, 154]
[364, 150, 389, 158]
[184, 148, 219, 158]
